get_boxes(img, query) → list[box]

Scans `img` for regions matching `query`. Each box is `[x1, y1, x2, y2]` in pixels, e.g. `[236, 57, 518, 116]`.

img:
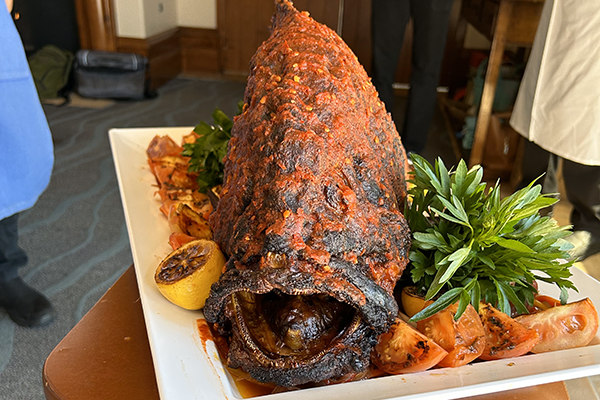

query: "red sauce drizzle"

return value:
[196, 319, 277, 398]
[194, 319, 387, 398]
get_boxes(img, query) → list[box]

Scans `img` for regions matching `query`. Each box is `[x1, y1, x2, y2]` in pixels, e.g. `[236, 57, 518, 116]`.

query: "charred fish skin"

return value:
[204, 0, 411, 387]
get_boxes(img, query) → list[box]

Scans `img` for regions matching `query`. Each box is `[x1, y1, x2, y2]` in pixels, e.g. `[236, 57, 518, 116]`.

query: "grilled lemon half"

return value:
[155, 239, 226, 310]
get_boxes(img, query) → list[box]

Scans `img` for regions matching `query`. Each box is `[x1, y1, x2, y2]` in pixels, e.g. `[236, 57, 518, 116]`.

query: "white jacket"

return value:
[510, 0, 600, 166]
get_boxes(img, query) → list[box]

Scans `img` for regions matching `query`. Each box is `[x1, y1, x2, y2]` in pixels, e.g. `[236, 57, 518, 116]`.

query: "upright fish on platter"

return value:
[144, 0, 600, 391]
[203, 0, 411, 387]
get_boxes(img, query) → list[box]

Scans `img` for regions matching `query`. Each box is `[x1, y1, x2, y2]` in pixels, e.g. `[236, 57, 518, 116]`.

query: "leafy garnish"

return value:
[182, 105, 241, 193]
[406, 154, 576, 322]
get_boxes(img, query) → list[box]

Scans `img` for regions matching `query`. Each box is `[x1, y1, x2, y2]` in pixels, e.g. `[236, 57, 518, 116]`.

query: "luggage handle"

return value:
[76, 50, 146, 71]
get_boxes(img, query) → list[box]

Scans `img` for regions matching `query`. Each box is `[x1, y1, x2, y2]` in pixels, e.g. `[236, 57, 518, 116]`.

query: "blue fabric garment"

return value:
[0, 6, 54, 220]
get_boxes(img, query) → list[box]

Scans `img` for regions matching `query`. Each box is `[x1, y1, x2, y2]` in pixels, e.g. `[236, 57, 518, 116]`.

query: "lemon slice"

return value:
[155, 239, 226, 310]
[400, 286, 432, 318]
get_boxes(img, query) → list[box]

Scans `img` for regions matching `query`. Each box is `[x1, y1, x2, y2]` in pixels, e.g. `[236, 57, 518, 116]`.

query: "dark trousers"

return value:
[371, 0, 454, 153]
[0, 213, 28, 282]
[519, 140, 600, 235]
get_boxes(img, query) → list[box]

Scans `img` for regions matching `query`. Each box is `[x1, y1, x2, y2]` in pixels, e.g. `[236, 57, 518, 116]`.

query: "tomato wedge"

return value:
[478, 303, 539, 360]
[168, 231, 198, 250]
[372, 318, 448, 374]
[515, 298, 599, 353]
[417, 303, 486, 368]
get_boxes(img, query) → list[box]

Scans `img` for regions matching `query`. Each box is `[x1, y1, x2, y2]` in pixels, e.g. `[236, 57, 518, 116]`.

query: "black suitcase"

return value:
[74, 50, 149, 100]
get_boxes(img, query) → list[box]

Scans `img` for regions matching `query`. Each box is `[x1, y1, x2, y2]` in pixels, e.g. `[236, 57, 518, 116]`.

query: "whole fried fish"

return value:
[204, 0, 411, 387]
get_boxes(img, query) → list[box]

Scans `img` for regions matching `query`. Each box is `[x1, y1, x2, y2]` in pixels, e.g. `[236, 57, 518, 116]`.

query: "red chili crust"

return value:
[204, 0, 411, 387]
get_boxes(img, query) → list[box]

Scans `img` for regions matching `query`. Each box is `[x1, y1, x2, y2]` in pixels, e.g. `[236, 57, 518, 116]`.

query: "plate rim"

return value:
[109, 126, 600, 400]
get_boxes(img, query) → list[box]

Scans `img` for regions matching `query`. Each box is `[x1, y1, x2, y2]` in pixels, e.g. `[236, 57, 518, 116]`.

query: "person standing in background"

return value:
[371, 0, 454, 154]
[0, 0, 56, 326]
[510, 0, 600, 261]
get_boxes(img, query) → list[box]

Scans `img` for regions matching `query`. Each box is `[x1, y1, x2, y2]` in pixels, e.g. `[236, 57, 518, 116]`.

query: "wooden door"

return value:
[218, 0, 417, 86]
[74, 0, 117, 51]
[217, 0, 340, 76]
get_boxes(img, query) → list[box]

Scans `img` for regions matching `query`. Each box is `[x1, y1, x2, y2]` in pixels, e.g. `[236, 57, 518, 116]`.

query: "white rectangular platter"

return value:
[109, 126, 600, 400]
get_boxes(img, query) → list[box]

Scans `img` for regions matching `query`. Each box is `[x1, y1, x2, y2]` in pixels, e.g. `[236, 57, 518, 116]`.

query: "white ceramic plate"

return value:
[109, 127, 600, 400]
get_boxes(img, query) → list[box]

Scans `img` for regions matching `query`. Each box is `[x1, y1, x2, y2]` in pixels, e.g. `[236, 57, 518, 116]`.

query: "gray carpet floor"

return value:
[0, 77, 246, 400]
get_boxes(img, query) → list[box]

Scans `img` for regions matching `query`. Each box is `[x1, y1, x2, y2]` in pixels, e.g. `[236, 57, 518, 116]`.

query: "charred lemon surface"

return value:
[155, 239, 226, 310]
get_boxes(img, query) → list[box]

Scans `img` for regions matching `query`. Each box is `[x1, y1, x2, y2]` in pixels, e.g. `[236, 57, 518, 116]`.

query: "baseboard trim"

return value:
[115, 27, 220, 89]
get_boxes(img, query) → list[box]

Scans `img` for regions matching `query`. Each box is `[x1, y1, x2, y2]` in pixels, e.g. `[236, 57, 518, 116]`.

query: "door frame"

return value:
[74, 0, 117, 51]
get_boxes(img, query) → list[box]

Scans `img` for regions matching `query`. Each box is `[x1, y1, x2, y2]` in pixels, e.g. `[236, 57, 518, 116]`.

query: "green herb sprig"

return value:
[405, 154, 576, 322]
[182, 105, 241, 193]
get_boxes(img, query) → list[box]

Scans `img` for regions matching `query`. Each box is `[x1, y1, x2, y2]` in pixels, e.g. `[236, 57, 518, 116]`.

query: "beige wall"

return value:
[144, 0, 178, 37]
[177, 0, 217, 29]
[114, 0, 146, 38]
[114, 0, 217, 39]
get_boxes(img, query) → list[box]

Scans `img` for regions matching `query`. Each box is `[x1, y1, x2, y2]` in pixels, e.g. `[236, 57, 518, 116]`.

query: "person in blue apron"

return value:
[0, 0, 56, 327]
[510, 0, 600, 261]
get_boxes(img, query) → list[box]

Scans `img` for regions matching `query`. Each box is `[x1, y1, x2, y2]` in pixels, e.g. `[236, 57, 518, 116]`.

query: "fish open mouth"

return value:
[212, 281, 378, 387]
[230, 291, 360, 360]
[205, 264, 399, 387]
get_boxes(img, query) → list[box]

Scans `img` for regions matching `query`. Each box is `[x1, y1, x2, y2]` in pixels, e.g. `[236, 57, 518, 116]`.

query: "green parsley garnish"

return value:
[405, 153, 576, 322]
[182, 104, 241, 193]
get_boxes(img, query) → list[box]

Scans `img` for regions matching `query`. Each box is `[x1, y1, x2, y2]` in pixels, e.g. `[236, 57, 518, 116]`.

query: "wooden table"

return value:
[42, 266, 570, 400]
[42, 266, 160, 400]
[464, 0, 545, 168]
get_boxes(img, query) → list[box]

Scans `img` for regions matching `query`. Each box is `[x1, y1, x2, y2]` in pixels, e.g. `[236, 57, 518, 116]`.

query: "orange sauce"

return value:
[229, 373, 278, 398]
[194, 319, 381, 397]
[196, 319, 279, 398]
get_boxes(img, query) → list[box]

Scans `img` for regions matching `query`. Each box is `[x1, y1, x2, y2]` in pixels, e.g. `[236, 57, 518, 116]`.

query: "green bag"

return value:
[28, 45, 74, 99]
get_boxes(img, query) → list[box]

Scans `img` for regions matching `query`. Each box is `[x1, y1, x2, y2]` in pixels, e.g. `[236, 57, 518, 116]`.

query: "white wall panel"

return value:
[114, 0, 216, 38]
[177, 0, 217, 29]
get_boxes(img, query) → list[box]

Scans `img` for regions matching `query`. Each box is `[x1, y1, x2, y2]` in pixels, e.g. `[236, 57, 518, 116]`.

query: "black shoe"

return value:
[0, 276, 55, 327]
[566, 231, 600, 262]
